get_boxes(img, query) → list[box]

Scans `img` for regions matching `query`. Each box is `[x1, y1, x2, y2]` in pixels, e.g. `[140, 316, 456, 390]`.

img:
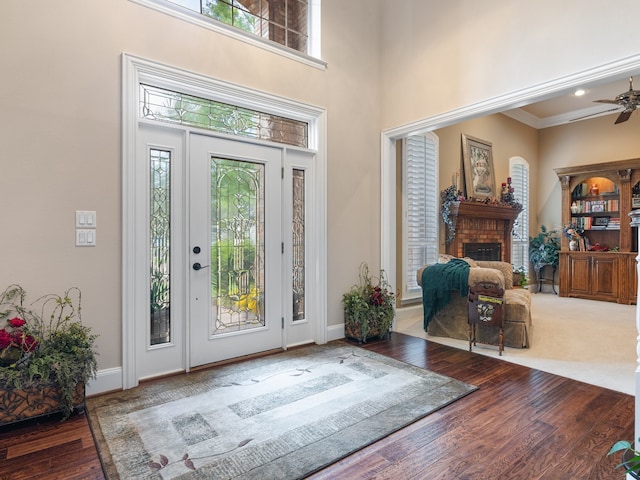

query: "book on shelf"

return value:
[606, 218, 621, 230]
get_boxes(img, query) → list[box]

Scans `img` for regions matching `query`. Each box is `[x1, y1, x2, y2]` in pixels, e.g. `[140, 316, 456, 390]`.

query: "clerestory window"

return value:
[132, 0, 321, 64]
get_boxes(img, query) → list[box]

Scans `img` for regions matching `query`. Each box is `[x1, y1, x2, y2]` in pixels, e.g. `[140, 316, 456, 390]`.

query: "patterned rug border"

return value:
[87, 341, 477, 479]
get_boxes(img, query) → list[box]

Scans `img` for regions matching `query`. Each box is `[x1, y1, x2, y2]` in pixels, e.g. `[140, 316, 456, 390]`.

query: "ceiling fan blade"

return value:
[569, 107, 621, 122]
[614, 110, 633, 124]
[594, 99, 620, 105]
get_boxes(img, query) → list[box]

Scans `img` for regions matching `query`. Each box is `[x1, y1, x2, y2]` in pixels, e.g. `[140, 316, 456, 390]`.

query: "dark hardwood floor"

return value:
[0, 333, 634, 479]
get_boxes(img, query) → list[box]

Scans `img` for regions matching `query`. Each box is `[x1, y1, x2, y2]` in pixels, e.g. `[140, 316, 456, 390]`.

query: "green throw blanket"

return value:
[421, 258, 470, 330]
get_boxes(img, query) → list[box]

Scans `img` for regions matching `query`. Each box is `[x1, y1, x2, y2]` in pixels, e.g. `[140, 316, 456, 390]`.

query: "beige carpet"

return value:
[395, 292, 637, 395]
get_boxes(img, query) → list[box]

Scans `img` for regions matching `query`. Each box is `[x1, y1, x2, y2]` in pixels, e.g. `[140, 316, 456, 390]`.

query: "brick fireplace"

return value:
[445, 202, 521, 263]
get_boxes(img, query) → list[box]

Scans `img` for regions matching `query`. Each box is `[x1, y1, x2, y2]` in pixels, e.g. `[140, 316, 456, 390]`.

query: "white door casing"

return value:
[123, 54, 327, 389]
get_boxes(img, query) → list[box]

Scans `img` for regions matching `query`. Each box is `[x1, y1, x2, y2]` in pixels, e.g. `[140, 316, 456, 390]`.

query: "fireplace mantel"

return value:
[445, 202, 522, 263]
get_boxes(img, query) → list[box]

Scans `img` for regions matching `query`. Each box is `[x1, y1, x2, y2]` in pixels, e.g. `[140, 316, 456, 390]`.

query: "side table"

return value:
[535, 263, 557, 294]
[468, 283, 505, 356]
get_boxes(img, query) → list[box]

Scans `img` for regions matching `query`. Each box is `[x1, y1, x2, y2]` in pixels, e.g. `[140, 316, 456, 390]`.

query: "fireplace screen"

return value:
[463, 242, 502, 261]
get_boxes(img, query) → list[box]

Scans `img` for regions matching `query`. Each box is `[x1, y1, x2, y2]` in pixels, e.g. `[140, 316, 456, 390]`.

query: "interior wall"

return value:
[380, 0, 640, 131]
[380, 0, 640, 287]
[434, 114, 539, 248]
[0, 1, 382, 376]
[538, 113, 640, 232]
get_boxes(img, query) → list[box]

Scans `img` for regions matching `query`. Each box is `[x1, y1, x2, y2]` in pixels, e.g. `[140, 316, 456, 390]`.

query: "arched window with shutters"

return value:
[510, 157, 530, 273]
[401, 133, 439, 302]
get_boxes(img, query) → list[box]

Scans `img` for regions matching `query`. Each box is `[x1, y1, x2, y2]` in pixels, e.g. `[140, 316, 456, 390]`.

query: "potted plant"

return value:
[0, 284, 98, 425]
[608, 439, 640, 478]
[343, 263, 395, 343]
[529, 225, 560, 273]
[512, 265, 528, 288]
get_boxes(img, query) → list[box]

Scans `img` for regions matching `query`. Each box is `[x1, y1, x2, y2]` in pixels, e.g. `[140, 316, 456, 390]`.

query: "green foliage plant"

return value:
[0, 284, 98, 418]
[342, 263, 396, 343]
[529, 225, 561, 271]
[608, 439, 640, 476]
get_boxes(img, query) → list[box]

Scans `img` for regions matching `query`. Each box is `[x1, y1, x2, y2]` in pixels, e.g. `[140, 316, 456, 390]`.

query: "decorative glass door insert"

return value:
[211, 157, 265, 335]
[150, 148, 171, 345]
[292, 168, 305, 321]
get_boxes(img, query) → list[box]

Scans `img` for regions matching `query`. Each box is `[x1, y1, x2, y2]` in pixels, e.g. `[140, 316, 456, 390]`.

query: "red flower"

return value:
[370, 286, 385, 306]
[8, 317, 26, 328]
[0, 329, 11, 349]
[20, 334, 38, 353]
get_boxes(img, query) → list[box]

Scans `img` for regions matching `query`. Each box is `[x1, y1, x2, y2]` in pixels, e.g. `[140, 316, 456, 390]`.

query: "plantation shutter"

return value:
[402, 133, 439, 302]
[510, 160, 529, 273]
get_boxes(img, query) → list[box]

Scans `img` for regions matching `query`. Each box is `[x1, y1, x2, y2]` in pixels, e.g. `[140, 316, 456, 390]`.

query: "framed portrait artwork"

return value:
[462, 134, 496, 199]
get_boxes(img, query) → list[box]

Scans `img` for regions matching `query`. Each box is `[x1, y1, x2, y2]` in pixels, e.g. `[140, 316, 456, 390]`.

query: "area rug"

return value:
[87, 342, 476, 479]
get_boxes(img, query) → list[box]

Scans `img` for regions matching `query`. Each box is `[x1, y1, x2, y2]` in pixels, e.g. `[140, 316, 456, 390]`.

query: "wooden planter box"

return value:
[0, 381, 85, 426]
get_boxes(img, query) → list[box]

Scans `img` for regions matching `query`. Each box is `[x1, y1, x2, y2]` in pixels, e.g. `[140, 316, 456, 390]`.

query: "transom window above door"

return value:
[140, 84, 309, 147]
[131, 0, 323, 66]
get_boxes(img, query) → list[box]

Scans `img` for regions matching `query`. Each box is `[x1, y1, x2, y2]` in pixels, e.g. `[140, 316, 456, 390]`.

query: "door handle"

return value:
[192, 263, 210, 271]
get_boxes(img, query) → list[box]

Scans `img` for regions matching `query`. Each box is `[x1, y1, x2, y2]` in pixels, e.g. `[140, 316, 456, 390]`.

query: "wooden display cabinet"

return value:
[555, 159, 640, 305]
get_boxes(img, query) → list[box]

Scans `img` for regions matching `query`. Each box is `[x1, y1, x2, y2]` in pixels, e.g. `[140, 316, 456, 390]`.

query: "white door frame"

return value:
[122, 54, 327, 389]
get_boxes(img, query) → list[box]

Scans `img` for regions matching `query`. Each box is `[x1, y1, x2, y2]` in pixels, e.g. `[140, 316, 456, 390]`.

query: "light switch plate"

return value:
[76, 229, 96, 247]
[76, 210, 97, 228]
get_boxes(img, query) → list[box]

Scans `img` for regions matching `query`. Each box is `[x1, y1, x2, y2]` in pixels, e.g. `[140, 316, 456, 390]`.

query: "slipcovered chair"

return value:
[417, 256, 532, 348]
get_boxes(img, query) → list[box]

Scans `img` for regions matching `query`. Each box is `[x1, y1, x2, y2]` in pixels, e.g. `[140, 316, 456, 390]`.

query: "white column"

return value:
[629, 210, 640, 457]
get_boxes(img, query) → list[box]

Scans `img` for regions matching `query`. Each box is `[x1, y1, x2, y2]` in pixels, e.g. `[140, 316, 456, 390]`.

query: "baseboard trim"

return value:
[87, 367, 122, 396]
[327, 323, 345, 342]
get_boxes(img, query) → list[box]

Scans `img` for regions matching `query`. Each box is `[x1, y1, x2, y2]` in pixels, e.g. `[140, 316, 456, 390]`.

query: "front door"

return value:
[189, 134, 283, 366]
[134, 126, 317, 383]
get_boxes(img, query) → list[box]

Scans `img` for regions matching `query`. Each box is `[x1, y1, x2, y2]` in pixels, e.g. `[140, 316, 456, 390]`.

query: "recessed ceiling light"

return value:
[574, 88, 587, 97]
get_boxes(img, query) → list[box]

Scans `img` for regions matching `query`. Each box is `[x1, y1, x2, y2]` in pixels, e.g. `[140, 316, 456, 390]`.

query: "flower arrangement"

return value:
[343, 263, 396, 342]
[500, 177, 523, 210]
[0, 284, 98, 419]
[563, 223, 584, 240]
[0, 317, 39, 366]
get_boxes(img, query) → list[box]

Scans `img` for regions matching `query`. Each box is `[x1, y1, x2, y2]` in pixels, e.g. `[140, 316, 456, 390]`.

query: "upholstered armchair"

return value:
[417, 257, 532, 349]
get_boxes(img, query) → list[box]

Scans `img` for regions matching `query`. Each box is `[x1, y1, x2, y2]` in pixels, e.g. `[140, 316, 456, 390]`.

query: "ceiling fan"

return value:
[588, 76, 640, 124]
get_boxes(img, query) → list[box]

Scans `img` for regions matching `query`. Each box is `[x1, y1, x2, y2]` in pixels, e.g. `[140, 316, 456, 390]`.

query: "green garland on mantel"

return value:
[440, 185, 464, 244]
